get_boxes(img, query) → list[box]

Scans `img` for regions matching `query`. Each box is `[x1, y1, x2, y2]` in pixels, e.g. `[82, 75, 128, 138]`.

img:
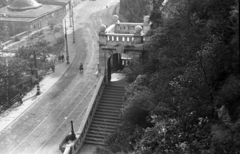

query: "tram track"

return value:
[0, 1, 119, 154]
[30, 1, 112, 153]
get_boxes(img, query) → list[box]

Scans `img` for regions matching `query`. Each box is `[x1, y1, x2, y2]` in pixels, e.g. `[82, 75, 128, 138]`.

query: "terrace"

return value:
[98, 15, 150, 48]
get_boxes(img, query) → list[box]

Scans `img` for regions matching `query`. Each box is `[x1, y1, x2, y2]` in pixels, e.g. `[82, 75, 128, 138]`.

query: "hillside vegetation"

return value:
[96, 0, 239, 154]
[119, 0, 150, 22]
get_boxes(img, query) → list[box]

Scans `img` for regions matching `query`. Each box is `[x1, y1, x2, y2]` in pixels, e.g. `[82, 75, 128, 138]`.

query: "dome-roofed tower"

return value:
[7, 0, 42, 11]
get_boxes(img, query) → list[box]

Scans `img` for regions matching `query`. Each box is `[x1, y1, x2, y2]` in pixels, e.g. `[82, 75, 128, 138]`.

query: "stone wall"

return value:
[119, 0, 150, 22]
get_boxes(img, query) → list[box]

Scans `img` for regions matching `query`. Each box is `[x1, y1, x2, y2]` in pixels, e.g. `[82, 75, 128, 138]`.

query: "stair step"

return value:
[101, 96, 123, 101]
[92, 117, 119, 123]
[95, 111, 120, 117]
[84, 137, 105, 144]
[101, 95, 124, 100]
[98, 105, 121, 111]
[88, 126, 115, 134]
[103, 89, 125, 95]
[84, 138, 105, 145]
[99, 99, 123, 104]
[98, 102, 122, 107]
[106, 86, 125, 89]
[91, 120, 119, 127]
[86, 131, 110, 138]
[95, 108, 119, 114]
[95, 110, 119, 116]
[90, 122, 117, 129]
[98, 103, 122, 108]
[89, 122, 119, 130]
[94, 114, 120, 120]
[102, 93, 124, 98]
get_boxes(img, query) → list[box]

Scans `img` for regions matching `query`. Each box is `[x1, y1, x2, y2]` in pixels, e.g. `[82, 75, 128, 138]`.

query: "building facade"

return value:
[0, 0, 69, 36]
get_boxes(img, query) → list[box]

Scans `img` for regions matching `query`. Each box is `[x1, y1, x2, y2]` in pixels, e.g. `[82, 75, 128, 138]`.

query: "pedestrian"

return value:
[18, 90, 23, 104]
[51, 62, 55, 72]
[62, 54, 65, 62]
[79, 63, 83, 72]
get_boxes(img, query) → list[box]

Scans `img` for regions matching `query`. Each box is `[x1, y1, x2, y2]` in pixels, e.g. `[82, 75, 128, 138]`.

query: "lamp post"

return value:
[72, 4, 75, 44]
[70, 120, 76, 141]
[64, 19, 70, 64]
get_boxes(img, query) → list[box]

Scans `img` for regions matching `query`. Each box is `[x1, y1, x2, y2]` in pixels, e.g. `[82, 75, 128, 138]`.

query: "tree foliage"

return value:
[98, 0, 240, 153]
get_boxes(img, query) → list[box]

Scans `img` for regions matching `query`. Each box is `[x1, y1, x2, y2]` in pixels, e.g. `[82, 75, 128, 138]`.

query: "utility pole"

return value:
[69, 1, 72, 27]
[64, 19, 70, 64]
[5, 56, 9, 103]
[72, 4, 75, 44]
[33, 48, 40, 95]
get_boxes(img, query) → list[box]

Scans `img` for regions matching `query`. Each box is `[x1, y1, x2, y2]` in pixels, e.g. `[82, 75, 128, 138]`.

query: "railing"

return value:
[61, 75, 105, 154]
[107, 33, 134, 42]
[104, 33, 143, 46]
[0, 93, 22, 114]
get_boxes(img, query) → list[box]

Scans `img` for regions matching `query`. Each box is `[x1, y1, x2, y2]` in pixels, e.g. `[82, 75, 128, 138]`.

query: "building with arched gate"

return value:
[98, 15, 150, 83]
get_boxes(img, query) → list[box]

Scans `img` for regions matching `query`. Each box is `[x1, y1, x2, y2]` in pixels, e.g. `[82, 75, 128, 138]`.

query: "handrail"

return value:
[106, 33, 134, 36]
[62, 75, 105, 154]
[117, 22, 143, 26]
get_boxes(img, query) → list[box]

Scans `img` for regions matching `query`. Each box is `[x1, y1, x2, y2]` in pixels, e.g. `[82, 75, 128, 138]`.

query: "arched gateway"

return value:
[98, 15, 150, 83]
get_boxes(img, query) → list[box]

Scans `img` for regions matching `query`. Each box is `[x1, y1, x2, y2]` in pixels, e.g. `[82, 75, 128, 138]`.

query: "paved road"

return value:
[0, 0, 119, 154]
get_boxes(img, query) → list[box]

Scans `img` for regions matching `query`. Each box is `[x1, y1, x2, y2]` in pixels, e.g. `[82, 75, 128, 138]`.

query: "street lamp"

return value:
[70, 120, 76, 140]
[64, 19, 70, 64]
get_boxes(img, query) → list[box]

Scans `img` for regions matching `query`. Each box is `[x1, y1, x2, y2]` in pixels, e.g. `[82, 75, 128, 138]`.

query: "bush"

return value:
[56, 36, 64, 44]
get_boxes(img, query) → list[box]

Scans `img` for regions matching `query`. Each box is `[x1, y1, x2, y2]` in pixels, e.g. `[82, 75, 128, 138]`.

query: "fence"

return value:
[0, 93, 22, 114]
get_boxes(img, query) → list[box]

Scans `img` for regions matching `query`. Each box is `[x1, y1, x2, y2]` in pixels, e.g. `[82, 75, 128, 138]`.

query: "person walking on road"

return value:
[79, 63, 83, 73]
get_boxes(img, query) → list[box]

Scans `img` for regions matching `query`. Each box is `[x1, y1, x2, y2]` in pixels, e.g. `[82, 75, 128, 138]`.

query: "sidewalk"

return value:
[0, 24, 77, 133]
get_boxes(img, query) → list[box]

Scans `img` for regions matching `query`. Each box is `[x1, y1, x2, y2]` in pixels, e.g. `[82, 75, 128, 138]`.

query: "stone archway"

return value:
[99, 46, 141, 83]
[97, 15, 150, 84]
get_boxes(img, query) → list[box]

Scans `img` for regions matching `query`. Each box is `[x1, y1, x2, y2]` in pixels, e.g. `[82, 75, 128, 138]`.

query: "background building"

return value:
[0, 0, 69, 36]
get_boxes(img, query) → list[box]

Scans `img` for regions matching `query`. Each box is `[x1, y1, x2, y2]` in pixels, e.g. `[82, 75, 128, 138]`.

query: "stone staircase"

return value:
[84, 84, 125, 145]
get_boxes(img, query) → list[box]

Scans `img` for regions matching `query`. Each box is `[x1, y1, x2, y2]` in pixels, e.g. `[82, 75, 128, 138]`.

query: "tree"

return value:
[0, 0, 7, 7]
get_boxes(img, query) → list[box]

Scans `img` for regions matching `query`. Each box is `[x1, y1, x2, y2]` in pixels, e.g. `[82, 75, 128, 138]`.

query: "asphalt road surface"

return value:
[0, 0, 119, 153]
